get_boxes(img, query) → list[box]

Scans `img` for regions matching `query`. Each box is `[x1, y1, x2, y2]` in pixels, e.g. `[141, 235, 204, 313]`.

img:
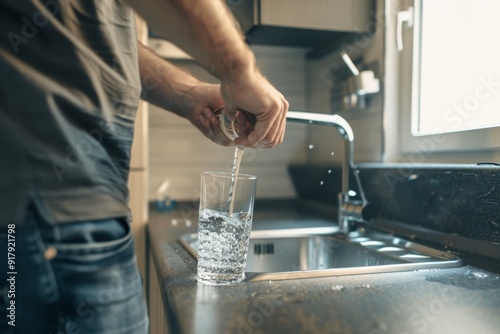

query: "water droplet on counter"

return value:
[186, 220, 192, 227]
[408, 174, 419, 181]
[308, 144, 314, 149]
[171, 219, 178, 226]
[468, 271, 488, 278]
[331, 152, 335, 156]
[372, 322, 388, 331]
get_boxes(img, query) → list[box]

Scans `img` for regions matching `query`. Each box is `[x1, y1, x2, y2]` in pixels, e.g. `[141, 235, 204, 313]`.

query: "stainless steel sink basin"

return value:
[179, 226, 463, 282]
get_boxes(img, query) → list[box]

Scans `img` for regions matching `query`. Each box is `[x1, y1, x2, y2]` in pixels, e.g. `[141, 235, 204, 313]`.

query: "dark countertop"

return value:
[148, 200, 500, 334]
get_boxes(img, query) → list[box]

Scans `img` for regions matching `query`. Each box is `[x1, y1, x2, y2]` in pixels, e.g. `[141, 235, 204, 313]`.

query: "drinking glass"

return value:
[197, 172, 257, 285]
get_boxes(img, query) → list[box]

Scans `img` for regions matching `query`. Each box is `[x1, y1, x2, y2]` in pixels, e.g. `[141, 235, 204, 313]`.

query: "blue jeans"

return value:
[0, 207, 148, 334]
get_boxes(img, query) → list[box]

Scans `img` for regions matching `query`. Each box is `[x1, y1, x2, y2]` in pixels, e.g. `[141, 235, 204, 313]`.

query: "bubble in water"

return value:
[320, 181, 324, 186]
[308, 144, 314, 149]
[197, 209, 252, 284]
[331, 152, 335, 156]
[328, 170, 332, 173]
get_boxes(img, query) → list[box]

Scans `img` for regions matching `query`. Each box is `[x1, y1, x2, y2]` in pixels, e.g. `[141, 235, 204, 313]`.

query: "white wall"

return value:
[304, 0, 385, 165]
[148, 46, 309, 201]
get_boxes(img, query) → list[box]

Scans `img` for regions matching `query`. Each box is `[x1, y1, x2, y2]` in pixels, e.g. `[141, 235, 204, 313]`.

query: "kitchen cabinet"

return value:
[129, 13, 150, 298]
[227, 0, 375, 49]
[131, 15, 149, 171]
[149, 251, 170, 334]
[130, 99, 149, 170]
[128, 170, 148, 276]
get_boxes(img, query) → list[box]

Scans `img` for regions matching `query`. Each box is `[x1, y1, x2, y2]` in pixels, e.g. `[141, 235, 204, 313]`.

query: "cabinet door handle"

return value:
[397, 6, 414, 51]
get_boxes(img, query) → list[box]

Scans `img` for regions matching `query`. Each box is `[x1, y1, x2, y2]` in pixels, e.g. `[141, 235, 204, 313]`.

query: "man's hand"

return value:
[180, 84, 234, 147]
[221, 70, 288, 148]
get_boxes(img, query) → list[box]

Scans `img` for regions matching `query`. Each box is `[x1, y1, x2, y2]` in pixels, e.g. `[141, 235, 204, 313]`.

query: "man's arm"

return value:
[127, 0, 288, 147]
[138, 42, 233, 146]
[129, 0, 253, 82]
[138, 42, 221, 117]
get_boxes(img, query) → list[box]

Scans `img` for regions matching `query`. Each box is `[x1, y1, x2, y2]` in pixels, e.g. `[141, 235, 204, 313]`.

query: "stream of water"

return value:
[227, 146, 245, 215]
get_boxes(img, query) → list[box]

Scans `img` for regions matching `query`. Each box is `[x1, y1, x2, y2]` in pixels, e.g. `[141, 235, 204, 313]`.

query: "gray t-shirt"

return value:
[0, 0, 141, 225]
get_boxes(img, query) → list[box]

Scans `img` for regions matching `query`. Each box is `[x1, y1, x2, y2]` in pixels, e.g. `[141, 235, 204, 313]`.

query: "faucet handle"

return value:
[338, 197, 378, 234]
[340, 200, 378, 223]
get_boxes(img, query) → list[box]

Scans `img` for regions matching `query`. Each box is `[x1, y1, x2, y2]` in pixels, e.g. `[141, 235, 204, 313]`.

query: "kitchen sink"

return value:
[179, 225, 463, 282]
[179, 111, 464, 282]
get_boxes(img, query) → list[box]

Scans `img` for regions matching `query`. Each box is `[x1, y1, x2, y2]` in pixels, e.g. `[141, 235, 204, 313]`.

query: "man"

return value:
[0, 0, 288, 333]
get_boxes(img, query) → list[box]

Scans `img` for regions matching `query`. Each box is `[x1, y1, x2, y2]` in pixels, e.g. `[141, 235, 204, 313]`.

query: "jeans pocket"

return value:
[50, 217, 134, 263]
[47, 218, 148, 334]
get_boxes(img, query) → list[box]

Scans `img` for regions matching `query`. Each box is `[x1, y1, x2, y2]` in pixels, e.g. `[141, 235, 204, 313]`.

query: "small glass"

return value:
[213, 105, 240, 141]
[197, 172, 257, 285]
[214, 106, 255, 141]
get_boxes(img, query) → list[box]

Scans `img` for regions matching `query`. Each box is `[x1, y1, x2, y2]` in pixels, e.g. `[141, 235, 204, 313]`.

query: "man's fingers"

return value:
[277, 97, 289, 144]
[235, 113, 276, 147]
[201, 107, 216, 121]
[220, 77, 289, 148]
[196, 107, 233, 147]
[257, 99, 287, 147]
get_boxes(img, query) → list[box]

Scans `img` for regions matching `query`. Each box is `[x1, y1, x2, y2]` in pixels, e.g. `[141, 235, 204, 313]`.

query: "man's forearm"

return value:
[127, 0, 256, 84]
[138, 42, 229, 146]
[138, 42, 203, 117]
[128, 0, 288, 148]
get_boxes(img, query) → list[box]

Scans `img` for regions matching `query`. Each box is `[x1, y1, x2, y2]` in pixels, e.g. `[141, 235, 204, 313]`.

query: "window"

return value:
[398, 0, 500, 153]
[413, 0, 500, 135]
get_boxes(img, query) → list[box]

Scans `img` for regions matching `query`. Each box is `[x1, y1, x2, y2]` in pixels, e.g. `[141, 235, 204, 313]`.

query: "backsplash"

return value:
[358, 164, 500, 244]
[289, 163, 500, 243]
[288, 163, 500, 271]
[148, 46, 309, 200]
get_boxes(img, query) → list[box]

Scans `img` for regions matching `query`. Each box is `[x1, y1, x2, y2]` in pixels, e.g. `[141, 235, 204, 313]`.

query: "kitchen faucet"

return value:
[286, 111, 377, 234]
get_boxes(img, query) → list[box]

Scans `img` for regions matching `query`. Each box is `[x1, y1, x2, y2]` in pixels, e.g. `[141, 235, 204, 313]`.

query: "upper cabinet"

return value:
[227, 0, 375, 50]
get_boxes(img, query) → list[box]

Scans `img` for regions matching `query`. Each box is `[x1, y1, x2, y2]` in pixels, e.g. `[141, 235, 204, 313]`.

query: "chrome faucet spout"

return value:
[286, 111, 376, 234]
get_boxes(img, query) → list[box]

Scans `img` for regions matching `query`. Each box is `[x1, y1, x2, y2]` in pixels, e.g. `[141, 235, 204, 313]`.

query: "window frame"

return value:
[399, 0, 500, 154]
